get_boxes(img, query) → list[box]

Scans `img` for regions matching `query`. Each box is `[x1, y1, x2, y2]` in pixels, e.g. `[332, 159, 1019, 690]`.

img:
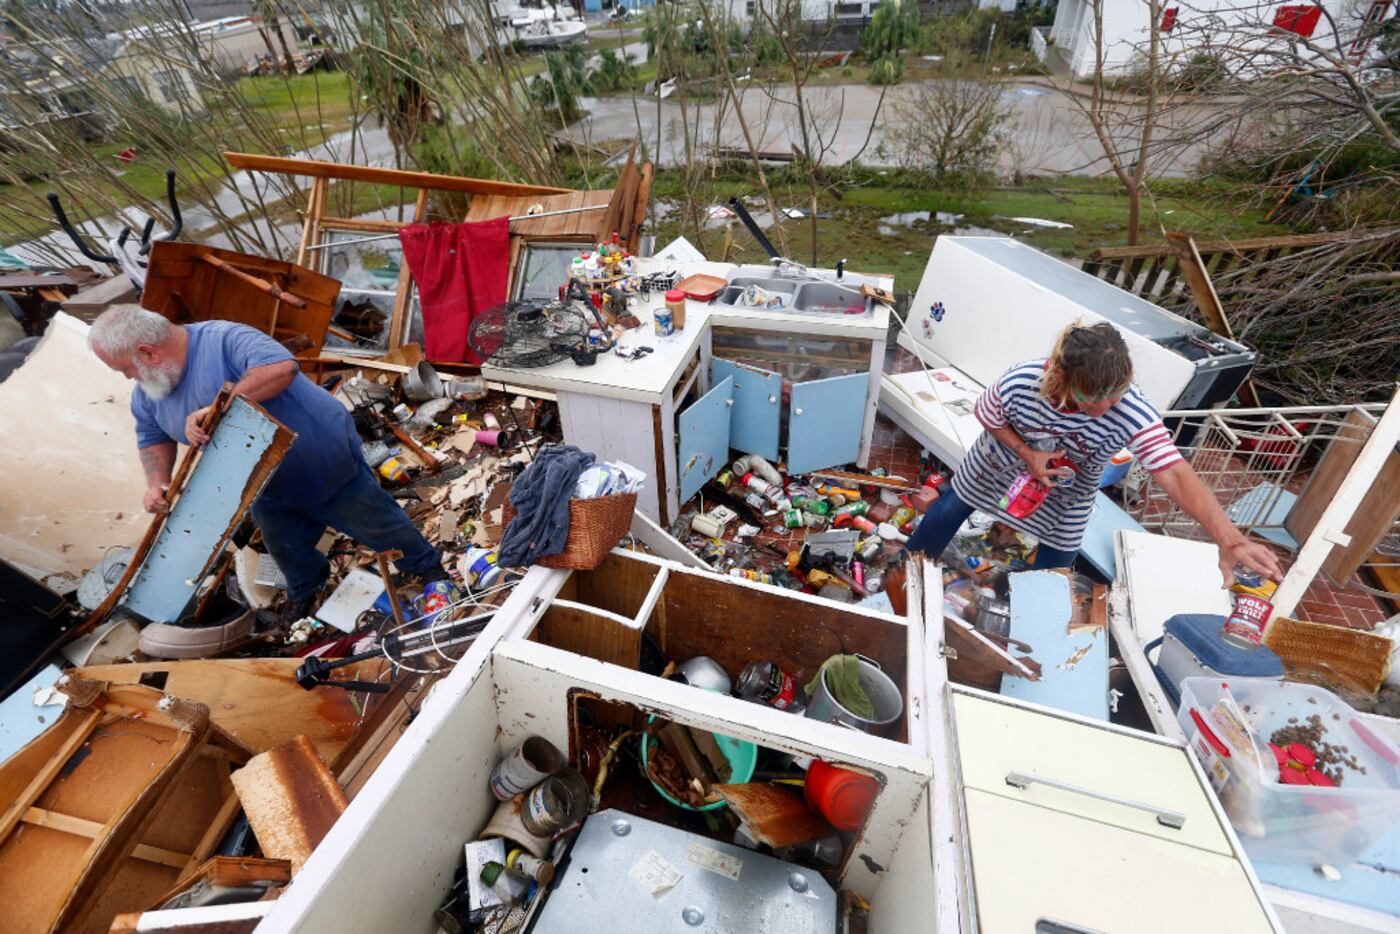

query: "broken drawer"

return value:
[953, 691, 1232, 856]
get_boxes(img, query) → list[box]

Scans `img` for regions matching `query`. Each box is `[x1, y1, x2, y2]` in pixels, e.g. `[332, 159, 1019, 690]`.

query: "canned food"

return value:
[652, 306, 674, 337]
[1221, 593, 1273, 648]
[378, 456, 409, 484]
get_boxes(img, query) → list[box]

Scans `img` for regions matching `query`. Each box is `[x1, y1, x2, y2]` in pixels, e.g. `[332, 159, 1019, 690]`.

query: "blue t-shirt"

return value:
[131, 321, 362, 507]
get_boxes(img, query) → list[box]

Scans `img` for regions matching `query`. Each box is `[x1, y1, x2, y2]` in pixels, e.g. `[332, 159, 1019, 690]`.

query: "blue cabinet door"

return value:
[678, 375, 733, 503]
[713, 358, 781, 462]
[787, 371, 868, 474]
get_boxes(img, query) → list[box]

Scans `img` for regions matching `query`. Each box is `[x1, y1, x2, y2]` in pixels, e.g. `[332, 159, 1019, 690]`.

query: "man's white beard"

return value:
[136, 361, 182, 400]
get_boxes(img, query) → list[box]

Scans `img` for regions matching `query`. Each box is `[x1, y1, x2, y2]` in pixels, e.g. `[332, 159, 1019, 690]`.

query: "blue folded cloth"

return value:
[498, 444, 595, 566]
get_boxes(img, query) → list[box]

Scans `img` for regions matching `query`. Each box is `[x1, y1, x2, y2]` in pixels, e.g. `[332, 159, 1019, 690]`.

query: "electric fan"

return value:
[468, 300, 591, 368]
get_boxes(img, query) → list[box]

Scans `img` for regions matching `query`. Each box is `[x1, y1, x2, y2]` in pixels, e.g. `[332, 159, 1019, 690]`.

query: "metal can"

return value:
[391, 402, 413, 422]
[520, 768, 591, 837]
[377, 456, 409, 484]
[735, 660, 802, 711]
[1221, 593, 1273, 648]
[505, 848, 556, 885]
[783, 509, 805, 529]
[652, 306, 674, 337]
[460, 546, 502, 590]
[490, 736, 565, 801]
[415, 579, 454, 627]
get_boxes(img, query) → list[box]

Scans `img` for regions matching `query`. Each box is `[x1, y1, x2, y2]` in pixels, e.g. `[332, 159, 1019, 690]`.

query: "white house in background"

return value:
[1032, 0, 1399, 78]
[117, 15, 302, 78]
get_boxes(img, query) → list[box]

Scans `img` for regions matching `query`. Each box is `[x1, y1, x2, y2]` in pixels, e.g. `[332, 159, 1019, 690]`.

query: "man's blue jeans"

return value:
[251, 461, 442, 602]
[904, 485, 1078, 570]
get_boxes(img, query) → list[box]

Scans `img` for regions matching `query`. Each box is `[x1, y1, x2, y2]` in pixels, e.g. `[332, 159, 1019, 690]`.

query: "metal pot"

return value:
[803, 654, 903, 732]
[403, 361, 444, 401]
[670, 656, 732, 694]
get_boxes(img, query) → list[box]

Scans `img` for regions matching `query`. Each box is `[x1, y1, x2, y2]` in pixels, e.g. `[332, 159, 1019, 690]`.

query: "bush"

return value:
[869, 54, 905, 85]
[888, 73, 1013, 188]
[862, 0, 920, 61]
[592, 48, 639, 93]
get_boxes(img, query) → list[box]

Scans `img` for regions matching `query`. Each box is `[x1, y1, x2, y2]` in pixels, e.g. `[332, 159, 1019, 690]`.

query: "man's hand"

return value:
[1218, 538, 1284, 587]
[1021, 447, 1071, 485]
[144, 482, 171, 515]
[184, 405, 213, 446]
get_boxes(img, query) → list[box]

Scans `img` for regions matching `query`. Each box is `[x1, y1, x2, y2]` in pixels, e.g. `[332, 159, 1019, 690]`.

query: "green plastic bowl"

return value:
[641, 715, 758, 812]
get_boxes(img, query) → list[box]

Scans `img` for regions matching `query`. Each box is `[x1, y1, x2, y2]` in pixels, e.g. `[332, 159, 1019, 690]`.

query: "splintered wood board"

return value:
[75, 659, 387, 762]
[712, 783, 835, 849]
[122, 396, 294, 624]
[230, 736, 347, 874]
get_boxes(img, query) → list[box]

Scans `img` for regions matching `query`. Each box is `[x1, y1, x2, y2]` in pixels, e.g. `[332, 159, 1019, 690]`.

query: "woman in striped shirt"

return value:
[906, 322, 1282, 584]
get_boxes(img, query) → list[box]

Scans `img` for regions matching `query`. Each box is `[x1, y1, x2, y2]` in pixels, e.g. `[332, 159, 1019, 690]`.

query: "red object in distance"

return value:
[1274, 4, 1323, 37]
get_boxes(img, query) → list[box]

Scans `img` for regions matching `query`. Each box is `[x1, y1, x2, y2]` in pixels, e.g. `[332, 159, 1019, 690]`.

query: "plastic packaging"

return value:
[1178, 677, 1400, 866]
[999, 439, 1075, 519]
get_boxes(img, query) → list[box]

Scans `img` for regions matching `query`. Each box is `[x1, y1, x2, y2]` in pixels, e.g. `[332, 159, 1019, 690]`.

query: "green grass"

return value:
[648, 172, 1286, 288]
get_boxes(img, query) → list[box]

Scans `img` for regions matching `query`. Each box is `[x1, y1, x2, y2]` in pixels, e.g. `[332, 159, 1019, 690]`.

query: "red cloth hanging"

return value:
[398, 217, 510, 364]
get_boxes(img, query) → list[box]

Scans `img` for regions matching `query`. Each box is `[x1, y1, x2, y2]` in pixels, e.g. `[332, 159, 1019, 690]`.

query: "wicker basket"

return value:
[502, 492, 638, 570]
[1264, 615, 1392, 696]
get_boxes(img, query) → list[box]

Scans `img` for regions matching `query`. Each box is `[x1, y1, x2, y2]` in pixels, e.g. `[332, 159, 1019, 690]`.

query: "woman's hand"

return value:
[1218, 538, 1284, 587]
[1021, 447, 1070, 485]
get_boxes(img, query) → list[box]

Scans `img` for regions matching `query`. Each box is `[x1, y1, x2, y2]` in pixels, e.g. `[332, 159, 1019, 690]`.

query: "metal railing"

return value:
[1122, 402, 1397, 598]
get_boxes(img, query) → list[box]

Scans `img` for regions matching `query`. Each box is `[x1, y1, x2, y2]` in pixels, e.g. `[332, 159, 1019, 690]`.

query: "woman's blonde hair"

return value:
[1042, 321, 1133, 406]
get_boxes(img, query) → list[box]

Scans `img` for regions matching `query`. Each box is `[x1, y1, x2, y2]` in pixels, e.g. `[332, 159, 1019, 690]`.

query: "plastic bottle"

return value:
[735, 660, 804, 712]
[890, 505, 916, 529]
[999, 439, 1075, 519]
[742, 472, 785, 503]
[832, 500, 869, 518]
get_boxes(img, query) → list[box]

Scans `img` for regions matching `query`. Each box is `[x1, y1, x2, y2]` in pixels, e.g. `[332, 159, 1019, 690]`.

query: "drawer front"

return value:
[953, 692, 1232, 856]
[965, 789, 1275, 934]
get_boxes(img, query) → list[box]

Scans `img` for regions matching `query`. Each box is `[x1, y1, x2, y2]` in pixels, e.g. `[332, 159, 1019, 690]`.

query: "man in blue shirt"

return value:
[88, 304, 445, 620]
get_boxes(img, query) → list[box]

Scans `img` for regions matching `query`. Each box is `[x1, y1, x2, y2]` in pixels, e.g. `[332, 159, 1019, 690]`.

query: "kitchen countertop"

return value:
[480, 259, 891, 405]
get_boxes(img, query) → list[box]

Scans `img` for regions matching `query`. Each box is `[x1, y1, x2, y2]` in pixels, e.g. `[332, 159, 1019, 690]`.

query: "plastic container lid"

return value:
[664, 290, 686, 303]
[805, 760, 879, 831]
[1163, 614, 1285, 677]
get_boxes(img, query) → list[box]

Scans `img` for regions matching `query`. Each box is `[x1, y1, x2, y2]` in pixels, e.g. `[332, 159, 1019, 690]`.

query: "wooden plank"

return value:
[387, 188, 429, 349]
[0, 273, 78, 290]
[21, 808, 190, 870]
[712, 782, 836, 848]
[534, 601, 642, 669]
[1285, 406, 1400, 585]
[296, 177, 326, 268]
[629, 162, 654, 253]
[151, 856, 292, 911]
[223, 152, 572, 198]
[565, 550, 660, 621]
[0, 708, 101, 843]
[464, 189, 613, 239]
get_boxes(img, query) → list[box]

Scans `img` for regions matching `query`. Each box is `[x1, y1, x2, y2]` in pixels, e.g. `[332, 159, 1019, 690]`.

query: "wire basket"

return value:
[1264, 615, 1393, 696]
[503, 492, 637, 570]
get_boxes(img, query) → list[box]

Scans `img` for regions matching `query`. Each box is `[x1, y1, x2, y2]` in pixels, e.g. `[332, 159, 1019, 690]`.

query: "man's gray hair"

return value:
[88, 304, 174, 357]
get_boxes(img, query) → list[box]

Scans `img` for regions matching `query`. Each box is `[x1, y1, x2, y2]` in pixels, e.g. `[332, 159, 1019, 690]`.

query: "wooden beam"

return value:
[223, 152, 572, 198]
[21, 808, 191, 870]
[1085, 227, 1398, 262]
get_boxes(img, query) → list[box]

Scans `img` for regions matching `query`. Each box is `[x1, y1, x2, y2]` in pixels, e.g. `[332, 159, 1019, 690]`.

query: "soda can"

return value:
[416, 580, 454, 626]
[652, 306, 674, 337]
[490, 736, 565, 801]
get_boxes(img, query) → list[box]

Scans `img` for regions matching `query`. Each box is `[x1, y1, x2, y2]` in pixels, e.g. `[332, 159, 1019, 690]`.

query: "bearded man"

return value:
[88, 304, 445, 621]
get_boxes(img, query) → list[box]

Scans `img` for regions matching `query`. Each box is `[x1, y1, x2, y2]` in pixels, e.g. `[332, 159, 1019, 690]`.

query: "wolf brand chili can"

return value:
[1221, 593, 1273, 648]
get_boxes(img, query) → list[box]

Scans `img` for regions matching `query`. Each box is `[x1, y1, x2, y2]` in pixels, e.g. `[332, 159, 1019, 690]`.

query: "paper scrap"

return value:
[685, 843, 742, 881]
[629, 849, 683, 896]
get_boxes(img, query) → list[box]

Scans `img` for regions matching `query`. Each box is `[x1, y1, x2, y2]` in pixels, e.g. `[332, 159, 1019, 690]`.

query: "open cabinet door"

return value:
[678, 375, 733, 503]
[788, 371, 867, 474]
[713, 358, 781, 462]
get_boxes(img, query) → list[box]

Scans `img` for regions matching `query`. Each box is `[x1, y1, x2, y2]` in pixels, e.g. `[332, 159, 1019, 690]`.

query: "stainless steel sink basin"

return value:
[715, 269, 872, 316]
[792, 282, 870, 315]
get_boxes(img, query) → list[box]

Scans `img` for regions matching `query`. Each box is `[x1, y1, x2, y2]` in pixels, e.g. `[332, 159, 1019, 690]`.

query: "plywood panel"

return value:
[569, 551, 660, 621]
[0, 313, 147, 588]
[659, 568, 909, 712]
[533, 603, 642, 670]
[76, 658, 385, 763]
[465, 189, 613, 240]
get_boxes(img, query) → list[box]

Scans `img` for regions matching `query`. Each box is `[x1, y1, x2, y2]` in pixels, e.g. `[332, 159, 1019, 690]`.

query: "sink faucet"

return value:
[769, 256, 809, 278]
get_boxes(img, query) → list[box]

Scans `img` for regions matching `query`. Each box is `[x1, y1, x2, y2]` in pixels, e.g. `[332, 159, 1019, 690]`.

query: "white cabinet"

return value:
[952, 689, 1281, 933]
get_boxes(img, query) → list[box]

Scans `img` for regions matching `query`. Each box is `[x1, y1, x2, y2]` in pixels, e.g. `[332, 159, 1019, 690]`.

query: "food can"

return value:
[378, 456, 409, 484]
[490, 736, 565, 801]
[506, 848, 555, 885]
[416, 580, 454, 627]
[652, 306, 674, 337]
[1221, 593, 1274, 647]
[520, 768, 591, 837]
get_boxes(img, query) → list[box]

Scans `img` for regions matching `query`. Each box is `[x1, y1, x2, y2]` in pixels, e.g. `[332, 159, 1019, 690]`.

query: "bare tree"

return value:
[890, 62, 1014, 186]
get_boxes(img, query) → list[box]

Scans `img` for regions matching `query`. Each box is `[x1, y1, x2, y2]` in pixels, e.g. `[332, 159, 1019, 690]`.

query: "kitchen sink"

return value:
[714, 269, 873, 316]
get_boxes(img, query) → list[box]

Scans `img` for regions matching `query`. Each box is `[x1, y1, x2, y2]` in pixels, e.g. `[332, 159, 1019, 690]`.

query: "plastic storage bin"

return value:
[1178, 677, 1400, 866]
